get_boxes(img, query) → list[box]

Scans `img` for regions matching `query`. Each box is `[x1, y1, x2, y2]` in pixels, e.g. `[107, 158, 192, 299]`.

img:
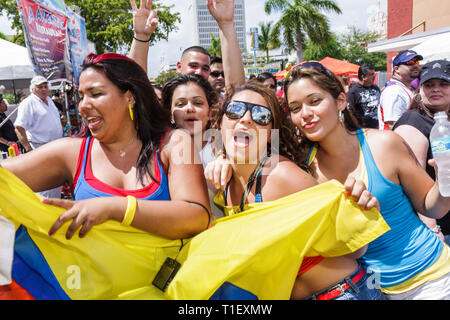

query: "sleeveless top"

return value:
[307, 130, 450, 291]
[73, 136, 170, 201]
[393, 109, 450, 235]
[308, 129, 447, 289]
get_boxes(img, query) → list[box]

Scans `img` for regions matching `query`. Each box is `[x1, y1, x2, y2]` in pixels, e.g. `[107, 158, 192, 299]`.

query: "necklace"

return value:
[117, 136, 139, 158]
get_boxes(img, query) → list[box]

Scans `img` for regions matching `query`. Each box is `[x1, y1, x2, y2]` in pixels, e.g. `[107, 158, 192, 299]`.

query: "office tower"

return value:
[190, 0, 247, 52]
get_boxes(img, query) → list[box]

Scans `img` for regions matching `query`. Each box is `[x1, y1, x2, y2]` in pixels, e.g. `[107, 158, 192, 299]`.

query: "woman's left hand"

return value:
[43, 197, 119, 239]
[344, 176, 380, 212]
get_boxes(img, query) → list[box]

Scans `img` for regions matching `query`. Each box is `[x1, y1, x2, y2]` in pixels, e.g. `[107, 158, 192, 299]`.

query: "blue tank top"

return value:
[73, 136, 170, 201]
[355, 129, 443, 288]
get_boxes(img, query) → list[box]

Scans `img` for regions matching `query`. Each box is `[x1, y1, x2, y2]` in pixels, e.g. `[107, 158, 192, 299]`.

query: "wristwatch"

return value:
[432, 225, 441, 234]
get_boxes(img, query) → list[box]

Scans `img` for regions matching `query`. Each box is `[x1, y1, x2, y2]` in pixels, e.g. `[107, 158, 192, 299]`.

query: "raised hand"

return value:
[206, 0, 234, 25]
[130, 0, 158, 41]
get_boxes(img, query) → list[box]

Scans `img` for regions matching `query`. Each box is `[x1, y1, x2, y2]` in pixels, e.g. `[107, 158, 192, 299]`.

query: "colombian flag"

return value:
[0, 167, 389, 300]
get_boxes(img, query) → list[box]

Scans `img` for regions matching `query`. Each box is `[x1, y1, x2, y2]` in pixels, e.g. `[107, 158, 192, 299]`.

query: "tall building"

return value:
[190, 0, 247, 53]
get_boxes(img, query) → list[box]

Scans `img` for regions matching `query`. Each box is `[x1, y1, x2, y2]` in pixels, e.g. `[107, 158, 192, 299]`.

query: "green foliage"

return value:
[340, 26, 387, 71]
[154, 68, 178, 85]
[264, 0, 341, 62]
[207, 33, 222, 57]
[258, 21, 280, 63]
[0, 0, 180, 53]
[303, 33, 344, 61]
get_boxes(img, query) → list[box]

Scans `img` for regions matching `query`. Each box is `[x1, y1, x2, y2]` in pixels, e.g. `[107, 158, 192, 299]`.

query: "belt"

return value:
[310, 266, 365, 300]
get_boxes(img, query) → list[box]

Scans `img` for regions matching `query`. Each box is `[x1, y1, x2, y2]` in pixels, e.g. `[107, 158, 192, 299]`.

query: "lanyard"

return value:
[237, 154, 270, 213]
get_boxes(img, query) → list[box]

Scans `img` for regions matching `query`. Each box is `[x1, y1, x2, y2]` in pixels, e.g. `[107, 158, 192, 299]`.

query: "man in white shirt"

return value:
[14, 76, 63, 152]
[14, 75, 63, 198]
[378, 50, 423, 130]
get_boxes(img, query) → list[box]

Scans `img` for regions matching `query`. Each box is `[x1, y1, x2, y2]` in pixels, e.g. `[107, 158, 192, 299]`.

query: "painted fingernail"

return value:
[42, 198, 48, 203]
[48, 230, 53, 236]
[345, 191, 350, 196]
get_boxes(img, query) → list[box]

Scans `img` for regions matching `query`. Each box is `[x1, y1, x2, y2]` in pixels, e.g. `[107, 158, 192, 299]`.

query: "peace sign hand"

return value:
[130, 0, 158, 41]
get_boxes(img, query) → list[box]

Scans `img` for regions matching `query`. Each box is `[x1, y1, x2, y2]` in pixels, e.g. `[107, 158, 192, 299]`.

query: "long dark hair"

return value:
[161, 74, 219, 130]
[284, 66, 360, 151]
[80, 53, 170, 185]
[211, 82, 309, 170]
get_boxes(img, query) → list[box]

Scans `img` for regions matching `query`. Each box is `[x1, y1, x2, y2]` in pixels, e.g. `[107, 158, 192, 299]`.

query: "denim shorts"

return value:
[308, 264, 386, 300]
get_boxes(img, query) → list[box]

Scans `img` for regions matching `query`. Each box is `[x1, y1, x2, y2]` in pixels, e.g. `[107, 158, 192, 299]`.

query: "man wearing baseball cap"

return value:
[378, 50, 423, 130]
[14, 75, 63, 197]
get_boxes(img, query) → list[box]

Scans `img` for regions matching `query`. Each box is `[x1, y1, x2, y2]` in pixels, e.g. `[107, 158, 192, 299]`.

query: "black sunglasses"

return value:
[210, 71, 225, 78]
[225, 101, 273, 126]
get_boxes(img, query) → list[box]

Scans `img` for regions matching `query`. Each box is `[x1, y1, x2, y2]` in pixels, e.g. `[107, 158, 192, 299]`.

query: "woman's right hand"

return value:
[204, 156, 233, 191]
[130, 0, 158, 41]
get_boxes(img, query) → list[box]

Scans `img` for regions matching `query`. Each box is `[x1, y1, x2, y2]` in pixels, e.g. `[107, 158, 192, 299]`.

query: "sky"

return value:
[0, 0, 387, 78]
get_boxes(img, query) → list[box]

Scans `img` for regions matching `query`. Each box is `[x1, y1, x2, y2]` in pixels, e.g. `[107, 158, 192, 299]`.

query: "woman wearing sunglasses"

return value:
[283, 63, 450, 300]
[206, 81, 388, 300]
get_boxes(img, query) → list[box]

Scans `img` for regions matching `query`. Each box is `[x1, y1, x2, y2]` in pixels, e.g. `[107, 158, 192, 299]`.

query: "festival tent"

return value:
[274, 69, 288, 80]
[410, 32, 450, 63]
[0, 39, 35, 81]
[319, 57, 360, 76]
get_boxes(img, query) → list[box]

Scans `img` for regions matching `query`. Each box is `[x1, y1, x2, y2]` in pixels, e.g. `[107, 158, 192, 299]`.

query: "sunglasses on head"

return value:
[401, 59, 420, 66]
[225, 101, 273, 126]
[210, 71, 225, 78]
[288, 61, 335, 81]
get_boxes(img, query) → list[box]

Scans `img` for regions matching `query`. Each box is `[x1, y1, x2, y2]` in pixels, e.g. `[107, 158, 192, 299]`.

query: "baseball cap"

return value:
[393, 50, 423, 67]
[419, 60, 450, 85]
[31, 75, 48, 86]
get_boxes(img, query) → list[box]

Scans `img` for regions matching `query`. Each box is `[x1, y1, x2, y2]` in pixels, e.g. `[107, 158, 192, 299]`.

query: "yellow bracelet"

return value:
[121, 195, 137, 226]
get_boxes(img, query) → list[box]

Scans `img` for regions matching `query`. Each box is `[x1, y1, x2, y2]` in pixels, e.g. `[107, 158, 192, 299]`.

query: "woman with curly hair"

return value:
[206, 81, 386, 300]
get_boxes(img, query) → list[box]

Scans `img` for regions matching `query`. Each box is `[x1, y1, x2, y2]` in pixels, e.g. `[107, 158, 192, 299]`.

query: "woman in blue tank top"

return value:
[283, 63, 450, 300]
[0, 53, 211, 240]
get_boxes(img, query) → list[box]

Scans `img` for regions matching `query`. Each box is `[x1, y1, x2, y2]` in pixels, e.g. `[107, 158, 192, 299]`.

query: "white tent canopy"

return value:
[410, 33, 450, 63]
[0, 38, 35, 81]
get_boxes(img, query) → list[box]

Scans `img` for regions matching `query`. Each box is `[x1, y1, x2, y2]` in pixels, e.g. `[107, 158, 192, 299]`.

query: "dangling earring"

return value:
[129, 103, 134, 121]
[338, 110, 344, 123]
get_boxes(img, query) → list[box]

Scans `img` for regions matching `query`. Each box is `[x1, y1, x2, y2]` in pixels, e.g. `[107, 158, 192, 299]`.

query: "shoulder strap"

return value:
[254, 174, 263, 203]
[238, 154, 269, 213]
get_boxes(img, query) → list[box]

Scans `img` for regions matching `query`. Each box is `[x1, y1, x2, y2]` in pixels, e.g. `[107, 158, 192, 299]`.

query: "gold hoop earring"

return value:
[129, 103, 134, 121]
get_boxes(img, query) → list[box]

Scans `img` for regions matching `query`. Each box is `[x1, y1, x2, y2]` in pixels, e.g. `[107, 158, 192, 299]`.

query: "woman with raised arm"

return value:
[283, 63, 450, 300]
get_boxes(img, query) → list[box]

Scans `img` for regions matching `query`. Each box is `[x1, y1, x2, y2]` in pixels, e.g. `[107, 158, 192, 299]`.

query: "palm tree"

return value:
[264, 0, 342, 63]
[208, 33, 222, 57]
[258, 21, 280, 64]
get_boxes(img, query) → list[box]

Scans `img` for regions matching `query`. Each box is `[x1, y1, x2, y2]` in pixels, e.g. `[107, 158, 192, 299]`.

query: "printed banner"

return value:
[18, 0, 68, 80]
[66, 5, 88, 86]
[34, 0, 66, 14]
[245, 66, 281, 76]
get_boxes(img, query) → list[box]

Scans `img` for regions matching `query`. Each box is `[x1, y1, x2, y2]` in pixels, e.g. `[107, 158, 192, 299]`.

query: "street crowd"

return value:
[0, 0, 449, 300]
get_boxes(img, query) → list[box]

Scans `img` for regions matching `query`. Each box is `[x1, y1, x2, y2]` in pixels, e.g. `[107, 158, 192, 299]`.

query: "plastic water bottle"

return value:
[430, 111, 450, 196]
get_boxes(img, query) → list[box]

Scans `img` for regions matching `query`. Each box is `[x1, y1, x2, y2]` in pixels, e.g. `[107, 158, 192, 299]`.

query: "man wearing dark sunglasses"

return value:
[378, 50, 423, 130]
[208, 56, 226, 95]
